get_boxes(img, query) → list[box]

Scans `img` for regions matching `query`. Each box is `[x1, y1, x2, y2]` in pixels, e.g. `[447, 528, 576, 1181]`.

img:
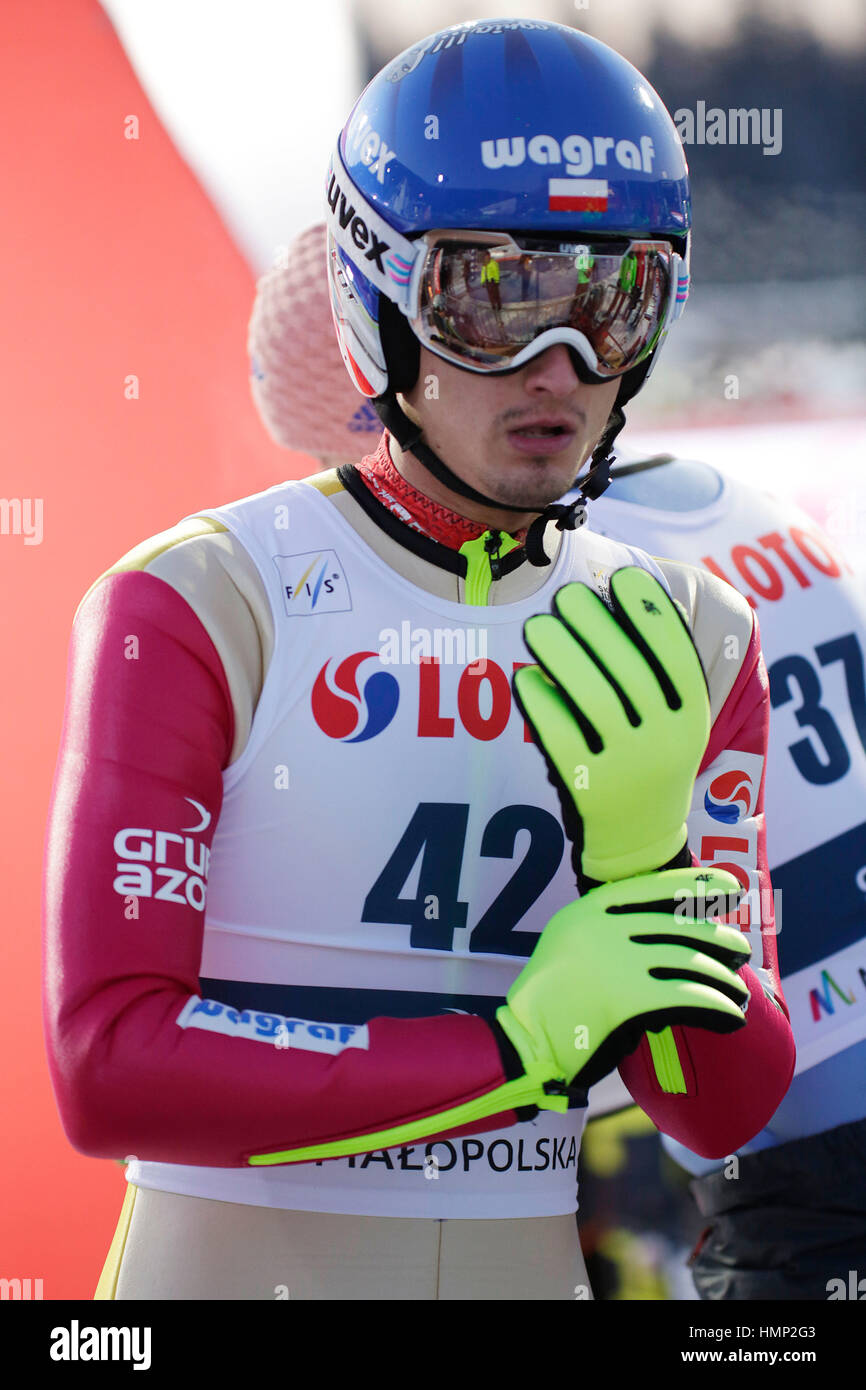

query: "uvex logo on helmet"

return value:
[480, 133, 657, 175]
[344, 113, 397, 185]
[326, 173, 391, 273]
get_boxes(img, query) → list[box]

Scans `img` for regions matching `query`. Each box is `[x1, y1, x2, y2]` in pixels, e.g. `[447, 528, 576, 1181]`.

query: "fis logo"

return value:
[275, 551, 351, 616]
[312, 652, 400, 743]
[704, 769, 754, 825]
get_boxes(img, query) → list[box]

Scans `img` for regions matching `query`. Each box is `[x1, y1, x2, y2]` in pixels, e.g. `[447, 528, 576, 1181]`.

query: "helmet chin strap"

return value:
[374, 390, 625, 567]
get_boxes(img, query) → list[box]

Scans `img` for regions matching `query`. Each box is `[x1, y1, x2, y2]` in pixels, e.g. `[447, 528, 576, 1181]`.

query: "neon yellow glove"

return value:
[245, 869, 749, 1166]
[513, 567, 710, 885]
[497, 867, 750, 1098]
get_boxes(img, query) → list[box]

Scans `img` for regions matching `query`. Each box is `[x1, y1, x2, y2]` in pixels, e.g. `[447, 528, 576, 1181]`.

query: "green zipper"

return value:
[459, 530, 521, 606]
[247, 1060, 567, 1166]
[646, 1026, 687, 1094]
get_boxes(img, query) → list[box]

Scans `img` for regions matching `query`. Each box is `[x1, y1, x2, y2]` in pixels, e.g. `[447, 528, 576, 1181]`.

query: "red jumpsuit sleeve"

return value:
[42, 571, 522, 1168]
[618, 617, 796, 1157]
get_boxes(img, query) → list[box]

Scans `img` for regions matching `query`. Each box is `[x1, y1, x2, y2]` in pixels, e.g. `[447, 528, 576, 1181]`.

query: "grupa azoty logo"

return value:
[113, 797, 212, 911]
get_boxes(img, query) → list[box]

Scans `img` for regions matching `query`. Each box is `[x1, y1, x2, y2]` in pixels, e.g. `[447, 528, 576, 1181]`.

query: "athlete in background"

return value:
[253, 218, 865, 1300]
[586, 453, 866, 1300]
[44, 24, 794, 1300]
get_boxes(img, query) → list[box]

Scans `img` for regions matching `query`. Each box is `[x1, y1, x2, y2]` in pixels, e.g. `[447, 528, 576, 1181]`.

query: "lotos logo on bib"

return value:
[704, 769, 754, 825]
[312, 654, 539, 745]
[312, 652, 400, 743]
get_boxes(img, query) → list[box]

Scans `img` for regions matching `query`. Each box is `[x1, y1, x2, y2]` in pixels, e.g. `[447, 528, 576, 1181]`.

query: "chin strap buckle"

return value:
[524, 497, 589, 567]
[522, 446, 615, 568]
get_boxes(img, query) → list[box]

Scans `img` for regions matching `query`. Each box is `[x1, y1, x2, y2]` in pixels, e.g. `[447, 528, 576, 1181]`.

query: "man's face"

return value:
[400, 343, 620, 513]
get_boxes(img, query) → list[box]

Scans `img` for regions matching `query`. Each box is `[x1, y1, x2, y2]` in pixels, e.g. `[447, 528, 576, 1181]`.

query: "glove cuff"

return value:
[492, 1008, 571, 1117]
[489, 1014, 540, 1122]
[493, 1005, 541, 1072]
[577, 838, 692, 894]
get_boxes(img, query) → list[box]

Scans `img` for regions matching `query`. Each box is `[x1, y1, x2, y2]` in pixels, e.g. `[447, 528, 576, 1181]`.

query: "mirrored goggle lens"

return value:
[414, 239, 672, 377]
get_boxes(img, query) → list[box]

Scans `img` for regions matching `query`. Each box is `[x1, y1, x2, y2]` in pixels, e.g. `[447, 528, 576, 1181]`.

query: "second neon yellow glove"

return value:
[497, 867, 750, 1097]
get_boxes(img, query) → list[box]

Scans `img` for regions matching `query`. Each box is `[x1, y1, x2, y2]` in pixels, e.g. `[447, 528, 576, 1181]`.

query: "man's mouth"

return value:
[510, 424, 569, 437]
[505, 417, 579, 454]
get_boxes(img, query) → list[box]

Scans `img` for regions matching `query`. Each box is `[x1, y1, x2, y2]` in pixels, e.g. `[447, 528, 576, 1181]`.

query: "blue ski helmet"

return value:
[326, 20, 690, 404]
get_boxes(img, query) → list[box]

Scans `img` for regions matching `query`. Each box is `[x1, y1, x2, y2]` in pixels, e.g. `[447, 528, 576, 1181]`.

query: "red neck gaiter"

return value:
[354, 432, 527, 550]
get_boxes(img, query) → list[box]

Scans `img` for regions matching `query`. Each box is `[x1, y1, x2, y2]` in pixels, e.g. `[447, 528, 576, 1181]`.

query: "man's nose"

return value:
[522, 343, 583, 394]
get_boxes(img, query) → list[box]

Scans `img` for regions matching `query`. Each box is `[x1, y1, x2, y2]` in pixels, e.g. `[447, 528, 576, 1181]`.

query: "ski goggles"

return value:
[326, 144, 690, 383]
[406, 230, 689, 380]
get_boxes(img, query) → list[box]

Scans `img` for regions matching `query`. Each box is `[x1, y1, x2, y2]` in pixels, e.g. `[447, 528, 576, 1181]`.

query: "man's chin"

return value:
[482, 454, 585, 508]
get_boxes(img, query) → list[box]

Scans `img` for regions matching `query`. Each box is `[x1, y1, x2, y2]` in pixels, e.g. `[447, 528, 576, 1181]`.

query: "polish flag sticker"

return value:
[548, 179, 609, 212]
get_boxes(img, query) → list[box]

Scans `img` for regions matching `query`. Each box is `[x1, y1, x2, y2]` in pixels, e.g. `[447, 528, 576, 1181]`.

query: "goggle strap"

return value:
[671, 256, 690, 321]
